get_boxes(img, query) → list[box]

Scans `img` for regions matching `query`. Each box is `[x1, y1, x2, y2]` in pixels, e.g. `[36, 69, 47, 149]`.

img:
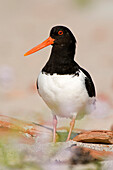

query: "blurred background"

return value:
[0, 0, 113, 130]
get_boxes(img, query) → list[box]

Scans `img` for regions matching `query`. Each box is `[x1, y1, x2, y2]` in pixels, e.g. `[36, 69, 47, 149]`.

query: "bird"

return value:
[24, 25, 96, 143]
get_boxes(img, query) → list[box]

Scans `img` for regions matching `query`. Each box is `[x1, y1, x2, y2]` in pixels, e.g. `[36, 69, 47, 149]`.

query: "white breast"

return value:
[38, 71, 89, 118]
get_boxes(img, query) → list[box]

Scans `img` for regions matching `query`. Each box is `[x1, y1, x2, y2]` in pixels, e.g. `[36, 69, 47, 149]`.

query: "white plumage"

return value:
[38, 70, 90, 119]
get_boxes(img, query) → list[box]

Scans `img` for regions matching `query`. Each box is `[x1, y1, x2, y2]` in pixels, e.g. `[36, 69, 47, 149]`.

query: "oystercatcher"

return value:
[24, 26, 96, 142]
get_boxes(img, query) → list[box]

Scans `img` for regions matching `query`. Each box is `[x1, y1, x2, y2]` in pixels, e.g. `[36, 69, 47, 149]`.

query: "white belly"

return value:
[38, 71, 89, 118]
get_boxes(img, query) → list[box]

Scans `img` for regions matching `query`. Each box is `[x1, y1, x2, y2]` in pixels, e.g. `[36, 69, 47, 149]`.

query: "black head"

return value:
[41, 26, 78, 75]
[24, 25, 79, 74]
[24, 25, 77, 57]
[50, 26, 76, 47]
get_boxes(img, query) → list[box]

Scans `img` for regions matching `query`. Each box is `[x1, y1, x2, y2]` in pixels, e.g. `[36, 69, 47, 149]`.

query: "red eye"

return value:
[58, 30, 63, 35]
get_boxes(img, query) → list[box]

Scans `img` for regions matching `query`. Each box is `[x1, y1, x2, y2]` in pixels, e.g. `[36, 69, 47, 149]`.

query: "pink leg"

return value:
[66, 117, 75, 142]
[53, 115, 57, 143]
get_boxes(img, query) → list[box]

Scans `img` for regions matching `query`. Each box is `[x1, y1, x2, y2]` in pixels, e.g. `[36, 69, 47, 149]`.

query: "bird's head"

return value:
[24, 25, 76, 56]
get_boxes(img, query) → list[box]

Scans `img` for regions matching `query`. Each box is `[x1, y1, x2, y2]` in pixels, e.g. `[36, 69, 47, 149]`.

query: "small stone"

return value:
[73, 130, 113, 144]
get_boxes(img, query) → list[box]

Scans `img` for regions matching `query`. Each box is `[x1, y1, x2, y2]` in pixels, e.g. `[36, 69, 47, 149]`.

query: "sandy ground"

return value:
[0, 0, 113, 130]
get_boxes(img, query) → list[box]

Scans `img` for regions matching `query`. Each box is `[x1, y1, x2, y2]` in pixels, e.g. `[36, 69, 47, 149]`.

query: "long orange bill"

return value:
[24, 36, 55, 56]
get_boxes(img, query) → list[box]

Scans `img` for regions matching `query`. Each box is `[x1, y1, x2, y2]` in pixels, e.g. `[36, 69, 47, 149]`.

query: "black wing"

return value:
[80, 67, 96, 97]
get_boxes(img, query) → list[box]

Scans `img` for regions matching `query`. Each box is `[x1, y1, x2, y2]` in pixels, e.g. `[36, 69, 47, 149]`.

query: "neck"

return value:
[42, 43, 78, 75]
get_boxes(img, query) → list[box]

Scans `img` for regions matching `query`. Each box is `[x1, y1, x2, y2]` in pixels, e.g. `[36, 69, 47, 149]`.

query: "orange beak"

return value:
[24, 37, 55, 56]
